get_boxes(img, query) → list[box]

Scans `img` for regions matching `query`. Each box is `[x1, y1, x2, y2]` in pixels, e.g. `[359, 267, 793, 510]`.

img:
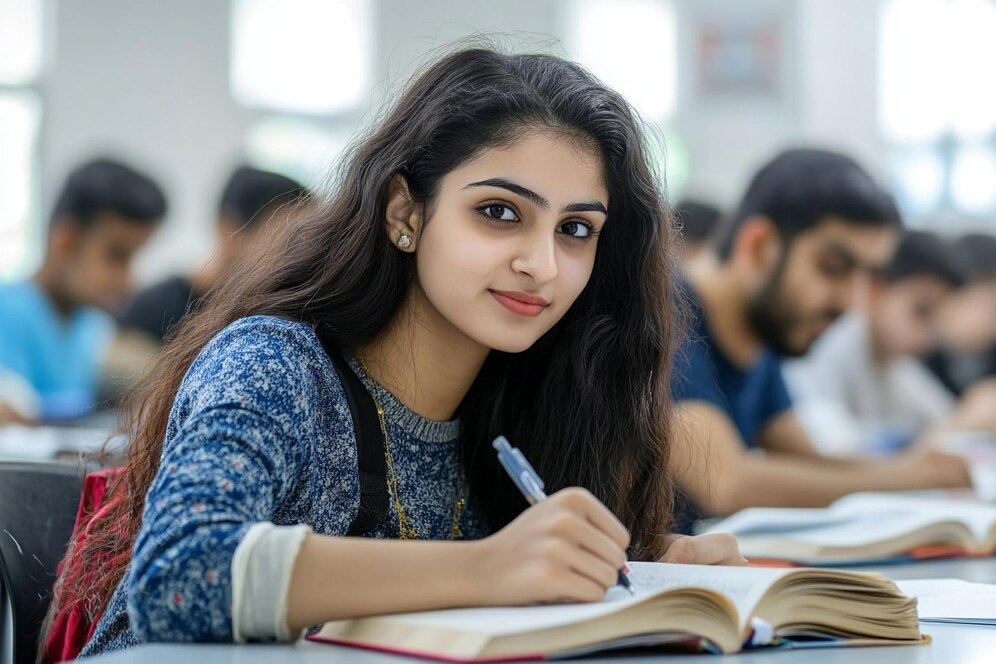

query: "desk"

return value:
[68, 623, 996, 663]
[0, 411, 123, 461]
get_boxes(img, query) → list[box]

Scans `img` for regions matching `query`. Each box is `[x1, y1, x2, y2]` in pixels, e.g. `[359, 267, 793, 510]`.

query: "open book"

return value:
[308, 562, 923, 660]
[706, 491, 996, 565]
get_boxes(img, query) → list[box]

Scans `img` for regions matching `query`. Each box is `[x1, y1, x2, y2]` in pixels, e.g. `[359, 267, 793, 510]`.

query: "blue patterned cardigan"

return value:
[81, 315, 488, 655]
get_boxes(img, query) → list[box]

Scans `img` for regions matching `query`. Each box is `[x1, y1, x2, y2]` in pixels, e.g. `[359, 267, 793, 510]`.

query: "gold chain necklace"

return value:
[356, 354, 465, 540]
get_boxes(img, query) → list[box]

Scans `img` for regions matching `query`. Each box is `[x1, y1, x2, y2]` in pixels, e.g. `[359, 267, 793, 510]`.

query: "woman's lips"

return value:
[489, 290, 549, 317]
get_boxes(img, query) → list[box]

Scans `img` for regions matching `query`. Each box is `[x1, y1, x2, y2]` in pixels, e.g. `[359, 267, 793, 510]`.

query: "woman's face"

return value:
[411, 130, 609, 354]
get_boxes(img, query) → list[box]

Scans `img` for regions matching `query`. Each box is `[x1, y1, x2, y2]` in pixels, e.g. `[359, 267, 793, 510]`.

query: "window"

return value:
[564, 0, 687, 193]
[230, 0, 373, 190]
[565, 0, 678, 123]
[0, 0, 43, 279]
[231, 0, 372, 115]
[879, 0, 996, 222]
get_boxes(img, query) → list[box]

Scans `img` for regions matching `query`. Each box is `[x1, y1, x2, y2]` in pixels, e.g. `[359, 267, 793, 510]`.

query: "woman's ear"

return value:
[735, 215, 782, 274]
[384, 174, 421, 252]
[47, 216, 82, 263]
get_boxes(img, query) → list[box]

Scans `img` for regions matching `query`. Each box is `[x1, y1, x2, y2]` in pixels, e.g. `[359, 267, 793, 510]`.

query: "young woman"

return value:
[52, 47, 742, 657]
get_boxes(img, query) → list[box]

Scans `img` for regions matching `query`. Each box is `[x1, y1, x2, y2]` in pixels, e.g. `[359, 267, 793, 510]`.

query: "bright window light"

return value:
[566, 0, 677, 122]
[950, 146, 996, 214]
[890, 151, 945, 218]
[0, 0, 43, 84]
[947, 0, 996, 139]
[0, 93, 41, 279]
[245, 117, 353, 192]
[231, 0, 372, 115]
[879, 0, 949, 142]
[880, 0, 996, 142]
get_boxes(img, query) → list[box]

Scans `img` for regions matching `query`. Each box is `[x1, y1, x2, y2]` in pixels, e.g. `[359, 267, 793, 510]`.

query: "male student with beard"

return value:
[671, 148, 971, 533]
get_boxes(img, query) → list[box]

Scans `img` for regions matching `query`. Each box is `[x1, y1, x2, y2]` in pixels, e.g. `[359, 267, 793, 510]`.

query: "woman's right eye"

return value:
[478, 203, 519, 222]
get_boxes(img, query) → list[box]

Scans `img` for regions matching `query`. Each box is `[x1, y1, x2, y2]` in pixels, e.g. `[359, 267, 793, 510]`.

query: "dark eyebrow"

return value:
[564, 201, 608, 215]
[465, 178, 607, 215]
[822, 241, 882, 273]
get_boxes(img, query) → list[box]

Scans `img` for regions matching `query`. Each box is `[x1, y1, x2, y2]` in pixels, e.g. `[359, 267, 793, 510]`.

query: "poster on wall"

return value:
[687, 0, 797, 111]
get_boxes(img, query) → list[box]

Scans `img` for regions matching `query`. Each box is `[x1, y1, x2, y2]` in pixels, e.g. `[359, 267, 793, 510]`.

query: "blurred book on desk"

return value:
[707, 492, 996, 565]
[0, 410, 125, 462]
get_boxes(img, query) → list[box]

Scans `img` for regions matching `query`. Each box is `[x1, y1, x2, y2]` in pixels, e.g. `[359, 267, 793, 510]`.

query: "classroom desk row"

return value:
[80, 557, 996, 664]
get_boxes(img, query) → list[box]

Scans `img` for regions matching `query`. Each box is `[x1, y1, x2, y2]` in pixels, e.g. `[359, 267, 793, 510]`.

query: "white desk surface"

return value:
[68, 622, 996, 663]
[78, 557, 996, 664]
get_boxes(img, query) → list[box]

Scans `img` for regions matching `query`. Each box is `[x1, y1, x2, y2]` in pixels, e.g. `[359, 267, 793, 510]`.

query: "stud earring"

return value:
[397, 234, 413, 249]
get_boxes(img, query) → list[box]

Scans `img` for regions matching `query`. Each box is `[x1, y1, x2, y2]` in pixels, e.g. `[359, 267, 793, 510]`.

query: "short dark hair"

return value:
[675, 199, 723, 242]
[949, 233, 996, 282]
[218, 166, 307, 230]
[715, 148, 902, 259]
[51, 158, 167, 229]
[884, 230, 965, 288]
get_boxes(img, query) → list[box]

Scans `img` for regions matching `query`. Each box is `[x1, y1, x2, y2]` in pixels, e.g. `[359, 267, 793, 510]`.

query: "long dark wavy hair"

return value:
[51, 46, 683, 627]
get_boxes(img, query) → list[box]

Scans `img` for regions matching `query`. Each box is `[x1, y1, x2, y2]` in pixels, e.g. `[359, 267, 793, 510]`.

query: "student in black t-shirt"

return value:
[119, 166, 308, 343]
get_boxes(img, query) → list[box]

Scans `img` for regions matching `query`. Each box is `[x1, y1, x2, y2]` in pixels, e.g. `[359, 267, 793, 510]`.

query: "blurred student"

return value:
[784, 230, 996, 454]
[670, 148, 971, 533]
[0, 158, 166, 424]
[676, 198, 724, 263]
[119, 166, 307, 344]
[926, 232, 996, 395]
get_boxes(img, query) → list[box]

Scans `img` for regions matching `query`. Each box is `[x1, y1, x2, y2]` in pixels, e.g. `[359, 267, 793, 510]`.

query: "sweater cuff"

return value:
[231, 522, 312, 642]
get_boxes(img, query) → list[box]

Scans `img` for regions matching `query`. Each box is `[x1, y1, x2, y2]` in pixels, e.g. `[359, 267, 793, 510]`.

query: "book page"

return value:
[896, 578, 996, 623]
[713, 493, 996, 550]
[363, 562, 792, 636]
[626, 562, 795, 630]
[832, 492, 996, 542]
[372, 588, 650, 636]
[707, 507, 854, 537]
[715, 506, 958, 551]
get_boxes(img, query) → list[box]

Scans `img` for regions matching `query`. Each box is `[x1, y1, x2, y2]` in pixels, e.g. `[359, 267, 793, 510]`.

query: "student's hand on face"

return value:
[476, 487, 630, 605]
[894, 446, 972, 489]
[659, 533, 748, 566]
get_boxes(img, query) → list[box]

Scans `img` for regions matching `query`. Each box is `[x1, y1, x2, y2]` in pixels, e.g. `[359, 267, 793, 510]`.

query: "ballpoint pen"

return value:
[492, 435, 635, 595]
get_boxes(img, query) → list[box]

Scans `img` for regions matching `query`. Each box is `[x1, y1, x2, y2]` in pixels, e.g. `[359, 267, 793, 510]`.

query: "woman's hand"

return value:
[473, 487, 631, 605]
[659, 532, 747, 565]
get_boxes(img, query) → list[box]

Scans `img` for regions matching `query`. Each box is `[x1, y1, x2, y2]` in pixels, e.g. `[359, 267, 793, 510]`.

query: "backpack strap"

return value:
[318, 336, 389, 536]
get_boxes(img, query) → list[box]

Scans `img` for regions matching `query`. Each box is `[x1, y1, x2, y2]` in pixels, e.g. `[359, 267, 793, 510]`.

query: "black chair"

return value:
[0, 461, 83, 664]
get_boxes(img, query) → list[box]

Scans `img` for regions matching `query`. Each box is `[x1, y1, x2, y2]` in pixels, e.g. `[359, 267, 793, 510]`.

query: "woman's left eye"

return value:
[558, 220, 594, 238]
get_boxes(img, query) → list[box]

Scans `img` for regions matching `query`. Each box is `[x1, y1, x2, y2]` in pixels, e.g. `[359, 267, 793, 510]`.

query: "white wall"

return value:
[44, 0, 248, 281]
[38, 0, 893, 283]
[673, 0, 884, 210]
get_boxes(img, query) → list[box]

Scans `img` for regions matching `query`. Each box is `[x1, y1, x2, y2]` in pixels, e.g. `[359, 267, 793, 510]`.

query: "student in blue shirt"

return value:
[47, 47, 743, 658]
[0, 159, 166, 423]
[671, 148, 972, 533]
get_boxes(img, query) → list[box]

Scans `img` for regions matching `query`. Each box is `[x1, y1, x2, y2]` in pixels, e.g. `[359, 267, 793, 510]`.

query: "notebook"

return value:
[307, 561, 925, 661]
[706, 491, 996, 565]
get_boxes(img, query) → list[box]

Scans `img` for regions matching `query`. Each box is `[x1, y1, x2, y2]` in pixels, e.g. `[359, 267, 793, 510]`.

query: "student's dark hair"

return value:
[884, 230, 966, 287]
[950, 232, 996, 282]
[53, 46, 681, 624]
[50, 157, 167, 229]
[714, 148, 902, 260]
[218, 166, 307, 229]
[675, 198, 723, 242]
